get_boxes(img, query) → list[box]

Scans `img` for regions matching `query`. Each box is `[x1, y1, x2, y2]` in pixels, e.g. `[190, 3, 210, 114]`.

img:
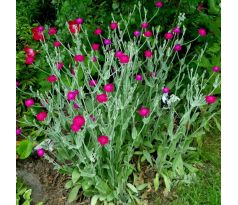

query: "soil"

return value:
[16, 157, 89, 205]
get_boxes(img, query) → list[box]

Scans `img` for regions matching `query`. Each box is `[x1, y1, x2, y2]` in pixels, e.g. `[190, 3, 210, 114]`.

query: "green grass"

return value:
[156, 134, 221, 205]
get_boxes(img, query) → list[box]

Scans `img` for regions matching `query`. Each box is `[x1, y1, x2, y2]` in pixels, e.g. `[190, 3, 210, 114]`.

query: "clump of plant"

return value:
[18, 2, 220, 204]
[16, 177, 43, 205]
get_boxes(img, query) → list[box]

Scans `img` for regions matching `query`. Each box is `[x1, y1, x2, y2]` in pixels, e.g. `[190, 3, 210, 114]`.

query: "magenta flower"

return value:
[98, 135, 109, 146]
[197, 3, 205, 11]
[173, 44, 182, 52]
[110, 22, 118, 30]
[164, 32, 174, 40]
[37, 26, 44, 32]
[92, 56, 97, 62]
[138, 107, 150, 117]
[37, 148, 45, 157]
[73, 103, 80, 109]
[47, 75, 57, 83]
[25, 56, 34, 65]
[16, 81, 20, 87]
[162, 87, 170, 93]
[73, 115, 85, 127]
[119, 54, 130, 64]
[25, 98, 35, 108]
[90, 114, 96, 121]
[104, 39, 111, 45]
[68, 20, 80, 33]
[24, 47, 36, 57]
[96, 93, 108, 103]
[173, 27, 181, 34]
[36, 111, 48, 121]
[89, 79, 97, 87]
[92, 43, 100, 51]
[53, 41, 61, 47]
[75, 18, 84, 24]
[94, 28, 102, 35]
[104, 83, 115, 93]
[74, 54, 85, 62]
[48, 27, 57, 35]
[115, 51, 124, 58]
[141, 22, 149, 29]
[56, 62, 64, 70]
[16, 128, 21, 136]
[71, 123, 81, 132]
[205, 95, 217, 104]
[135, 74, 143, 81]
[74, 90, 79, 95]
[213, 66, 220, 72]
[198, 28, 207, 36]
[32, 26, 44, 41]
[134, 30, 141, 37]
[144, 50, 153, 58]
[144, 30, 153, 37]
[155, 1, 163, 8]
[67, 91, 78, 101]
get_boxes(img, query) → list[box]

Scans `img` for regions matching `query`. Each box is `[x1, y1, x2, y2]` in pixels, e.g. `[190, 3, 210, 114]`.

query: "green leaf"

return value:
[77, 69, 84, 82]
[16, 197, 20, 205]
[81, 179, 93, 190]
[143, 150, 153, 166]
[207, 43, 220, 53]
[72, 168, 80, 184]
[199, 56, 211, 68]
[16, 139, 33, 159]
[112, 2, 119, 10]
[23, 189, 32, 200]
[136, 183, 148, 191]
[127, 183, 138, 194]
[95, 179, 112, 195]
[90, 195, 99, 205]
[68, 185, 80, 203]
[80, 166, 96, 178]
[208, 0, 220, 14]
[36, 202, 44, 205]
[184, 163, 199, 173]
[173, 154, 185, 177]
[162, 173, 171, 192]
[213, 116, 221, 131]
[22, 201, 30, 205]
[65, 180, 73, 189]
[144, 141, 153, 148]
[17, 187, 27, 196]
[132, 126, 137, 140]
[153, 173, 160, 191]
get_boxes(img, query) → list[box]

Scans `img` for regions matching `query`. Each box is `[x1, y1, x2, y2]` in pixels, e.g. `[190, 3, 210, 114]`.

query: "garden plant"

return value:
[16, 177, 43, 205]
[16, 1, 220, 204]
